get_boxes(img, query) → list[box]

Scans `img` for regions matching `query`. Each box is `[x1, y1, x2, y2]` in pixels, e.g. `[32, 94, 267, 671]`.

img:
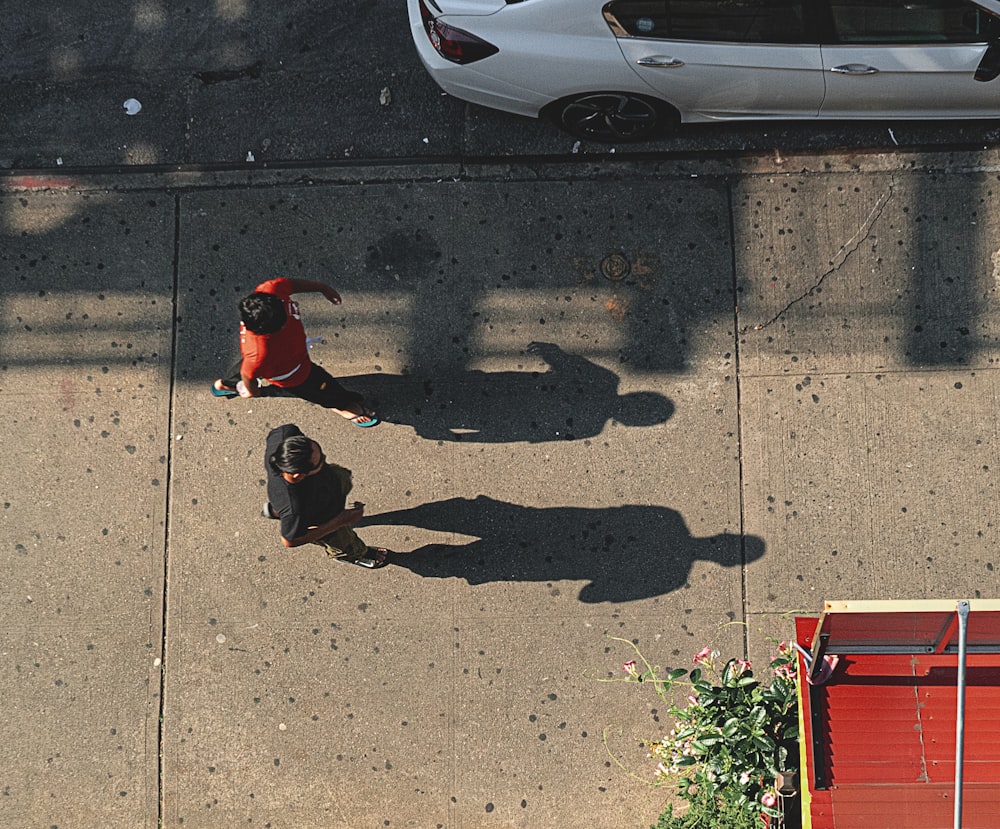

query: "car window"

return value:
[828, 0, 999, 43]
[603, 0, 808, 43]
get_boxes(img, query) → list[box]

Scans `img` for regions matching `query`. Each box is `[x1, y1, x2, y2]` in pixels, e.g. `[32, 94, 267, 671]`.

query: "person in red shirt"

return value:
[212, 278, 379, 427]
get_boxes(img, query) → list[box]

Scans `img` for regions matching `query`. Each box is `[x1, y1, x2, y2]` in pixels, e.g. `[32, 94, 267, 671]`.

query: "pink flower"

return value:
[693, 646, 712, 665]
[732, 658, 752, 676]
[622, 660, 638, 677]
[761, 792, 777, 808]
[739, 771, 751, 786]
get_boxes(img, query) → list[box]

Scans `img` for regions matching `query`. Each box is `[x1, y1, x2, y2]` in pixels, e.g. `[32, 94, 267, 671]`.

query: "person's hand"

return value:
[341, 504, 364, 526]
[236, 380, 252, 398]
[325, 287, 343, 305]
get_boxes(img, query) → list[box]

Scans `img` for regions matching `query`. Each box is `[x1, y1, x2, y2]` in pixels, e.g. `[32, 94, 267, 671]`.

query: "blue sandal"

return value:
[211, 381, 238, 398]
[350, 412, 380, 428]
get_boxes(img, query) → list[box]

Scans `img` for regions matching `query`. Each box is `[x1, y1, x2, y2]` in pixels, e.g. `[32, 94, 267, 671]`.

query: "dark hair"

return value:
[239, 292, 287, 334]
[270, 435, 317, 474]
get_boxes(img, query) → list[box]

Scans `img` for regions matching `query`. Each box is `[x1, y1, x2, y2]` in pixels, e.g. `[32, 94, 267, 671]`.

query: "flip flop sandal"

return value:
[350, 413, 381, 428]
[211, 382, 238, 398]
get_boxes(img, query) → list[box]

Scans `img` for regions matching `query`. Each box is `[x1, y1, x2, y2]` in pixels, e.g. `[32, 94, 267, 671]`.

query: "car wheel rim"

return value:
[561, 94, 659, 140]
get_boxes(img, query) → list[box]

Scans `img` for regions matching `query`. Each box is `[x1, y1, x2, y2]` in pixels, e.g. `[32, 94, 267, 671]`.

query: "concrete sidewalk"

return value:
[2, 151, 999, 828]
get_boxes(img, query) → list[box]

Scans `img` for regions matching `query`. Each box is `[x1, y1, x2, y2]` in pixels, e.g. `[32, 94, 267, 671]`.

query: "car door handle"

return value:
[636, 56, 685, 68]
[830, 64, 879, 75]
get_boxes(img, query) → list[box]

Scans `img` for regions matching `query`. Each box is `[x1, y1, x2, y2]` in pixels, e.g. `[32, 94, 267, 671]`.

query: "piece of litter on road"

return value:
[572, 141, 581, 153]
[422, 137, 429, 143]
[154, 658, 161, 667]
[216, 634, 227, 644]
[888, 128, 899, 145]
[123, 98, 142, 116]
[246, 151, 255, 162]
[379, 87, 392, 106]
[56, 157, 63, 166]
[306, 336, 325, 349]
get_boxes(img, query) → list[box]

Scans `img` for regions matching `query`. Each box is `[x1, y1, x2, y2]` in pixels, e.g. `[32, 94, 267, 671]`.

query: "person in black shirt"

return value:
[263, 423, 389, 568]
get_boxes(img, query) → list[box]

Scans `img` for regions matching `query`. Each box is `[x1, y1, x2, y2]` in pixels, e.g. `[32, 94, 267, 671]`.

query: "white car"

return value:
[408, 0, 1000, 141]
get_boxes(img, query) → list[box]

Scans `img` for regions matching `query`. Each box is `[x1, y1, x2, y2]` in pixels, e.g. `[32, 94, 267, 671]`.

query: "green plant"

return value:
[653, 798, 761, 829]
[610, 637, 798, 827]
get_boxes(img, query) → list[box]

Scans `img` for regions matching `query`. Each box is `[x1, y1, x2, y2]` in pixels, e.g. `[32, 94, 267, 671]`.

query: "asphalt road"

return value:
[5, 0, 1000, 170]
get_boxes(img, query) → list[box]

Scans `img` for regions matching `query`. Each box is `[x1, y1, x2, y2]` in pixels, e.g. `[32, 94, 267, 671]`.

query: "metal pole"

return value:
[954, 600, 970, 829]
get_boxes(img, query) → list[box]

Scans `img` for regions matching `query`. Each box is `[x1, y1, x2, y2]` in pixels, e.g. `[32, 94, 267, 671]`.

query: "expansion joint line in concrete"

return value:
[744, 173, 897, 334]
[156, 194, 182, 824]
[726, 178, 751, 660]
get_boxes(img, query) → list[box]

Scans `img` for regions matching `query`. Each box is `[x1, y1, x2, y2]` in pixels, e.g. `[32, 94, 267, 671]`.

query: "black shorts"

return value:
[279, 362, 363, 410]
[223, 361, 363, 410]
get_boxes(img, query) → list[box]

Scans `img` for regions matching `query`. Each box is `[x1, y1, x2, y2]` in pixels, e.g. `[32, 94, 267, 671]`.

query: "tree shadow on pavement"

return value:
[346, 341, 674, 443]
[362, 496, 763, 603]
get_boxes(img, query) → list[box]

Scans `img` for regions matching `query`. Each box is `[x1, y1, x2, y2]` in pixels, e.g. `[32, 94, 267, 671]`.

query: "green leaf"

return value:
[676, 755, 697, 767]
[689, 668, 702, 683]
[721, 661, 735, 685]
[737, 676, 758, 687]
[668, 668, 688, 681]
[753, 734, 776, 753]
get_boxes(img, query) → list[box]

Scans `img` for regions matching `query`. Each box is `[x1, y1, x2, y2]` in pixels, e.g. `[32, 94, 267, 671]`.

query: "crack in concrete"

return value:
[747, 173, 896, 333]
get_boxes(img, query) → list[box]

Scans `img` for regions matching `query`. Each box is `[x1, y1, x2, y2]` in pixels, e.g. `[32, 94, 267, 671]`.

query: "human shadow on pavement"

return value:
[346, 342, 674, 443]
[362, 496, 763, 603]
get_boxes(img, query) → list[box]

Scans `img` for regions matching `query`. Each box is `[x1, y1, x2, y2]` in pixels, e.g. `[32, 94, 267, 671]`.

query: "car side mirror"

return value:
[975, 40, 1000, 81]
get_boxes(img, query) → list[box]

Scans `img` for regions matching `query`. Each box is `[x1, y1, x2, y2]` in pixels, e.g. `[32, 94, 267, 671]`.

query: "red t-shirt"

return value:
[240, 278, 311, 388]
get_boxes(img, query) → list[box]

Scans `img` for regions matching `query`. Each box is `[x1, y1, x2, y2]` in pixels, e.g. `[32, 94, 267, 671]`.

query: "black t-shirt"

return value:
[265, 424, 349, 543]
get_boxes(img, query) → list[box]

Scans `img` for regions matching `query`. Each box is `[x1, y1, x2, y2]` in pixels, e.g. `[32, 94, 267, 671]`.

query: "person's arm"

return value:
[281, 504, 364, 548]
[239, 367, 262, 397]
[284, 278, 342, 306]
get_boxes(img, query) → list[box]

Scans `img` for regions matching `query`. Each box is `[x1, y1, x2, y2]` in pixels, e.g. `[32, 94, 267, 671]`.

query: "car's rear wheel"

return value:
[548, 92, 678, 143]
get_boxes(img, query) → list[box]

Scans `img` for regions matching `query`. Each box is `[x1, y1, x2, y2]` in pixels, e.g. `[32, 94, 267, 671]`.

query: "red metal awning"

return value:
[796, 600, 1000, 829]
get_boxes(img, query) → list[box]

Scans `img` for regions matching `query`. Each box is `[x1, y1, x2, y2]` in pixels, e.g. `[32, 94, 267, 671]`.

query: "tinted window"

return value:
[604, 0, 807, 43]
[828, 0, 998, 43]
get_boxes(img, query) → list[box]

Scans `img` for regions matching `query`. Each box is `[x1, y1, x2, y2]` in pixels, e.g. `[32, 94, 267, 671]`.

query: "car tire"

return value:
[547, 92, 678, 143]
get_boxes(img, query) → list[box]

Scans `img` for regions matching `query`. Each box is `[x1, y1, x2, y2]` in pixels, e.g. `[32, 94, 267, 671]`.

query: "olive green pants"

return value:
[313, 464, 368, 562]
[316, 527, 368, 562]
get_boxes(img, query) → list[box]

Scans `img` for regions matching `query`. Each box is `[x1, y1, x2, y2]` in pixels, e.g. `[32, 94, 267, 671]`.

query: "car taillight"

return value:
[418, 0, 499, 64]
